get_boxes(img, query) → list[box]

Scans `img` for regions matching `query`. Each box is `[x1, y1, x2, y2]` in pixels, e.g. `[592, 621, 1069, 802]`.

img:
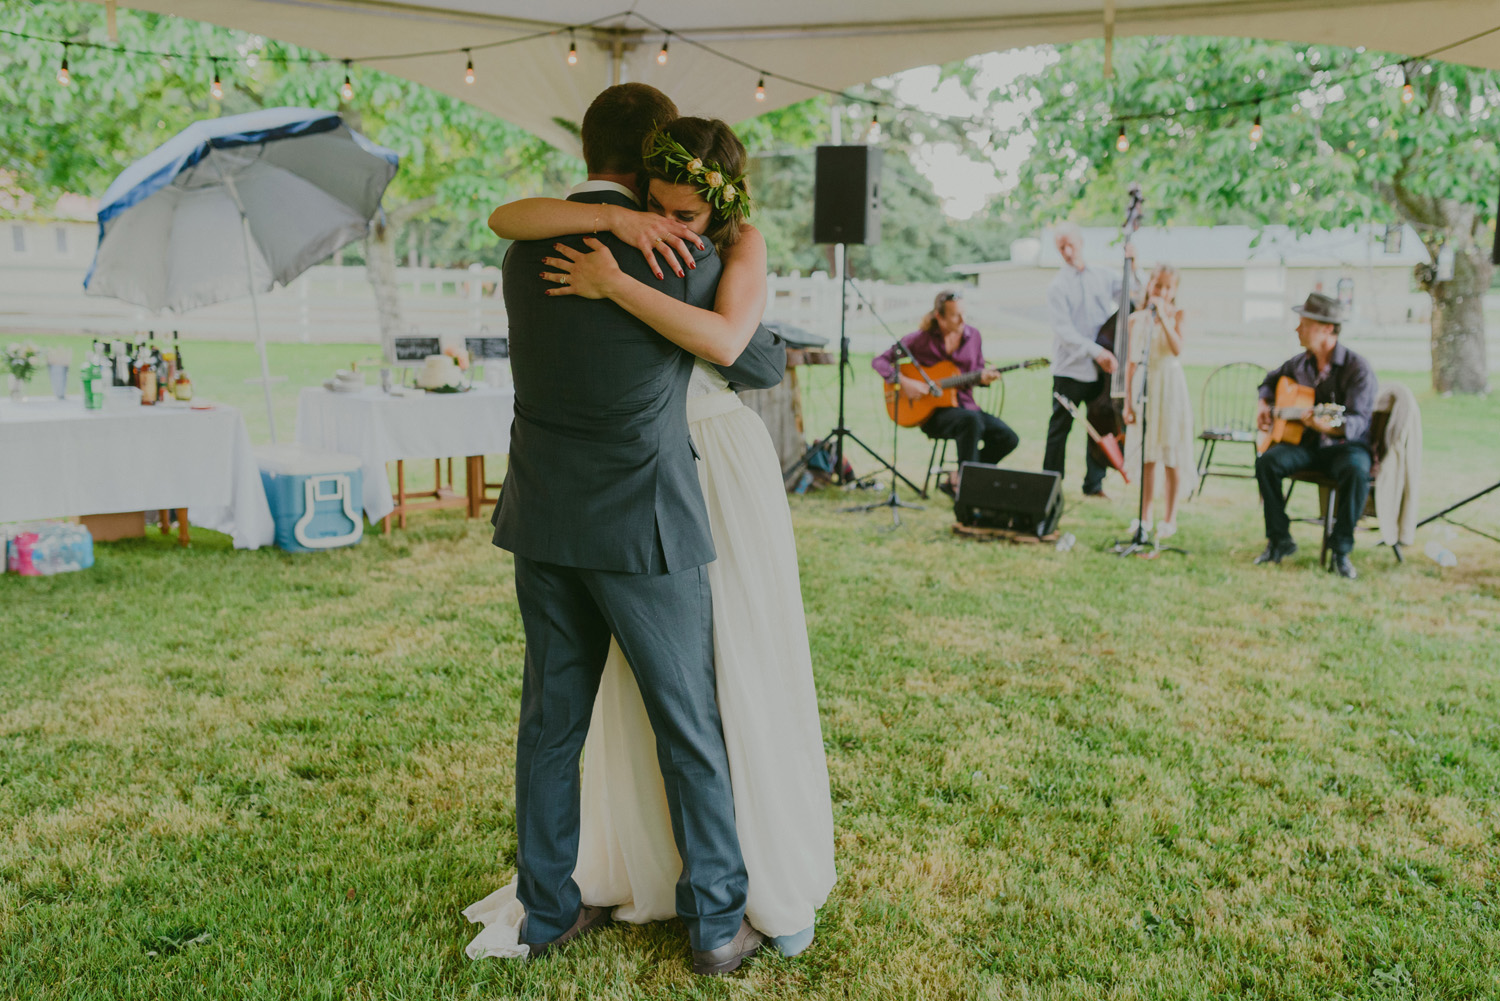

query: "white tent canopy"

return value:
[95, 2, 1500, 152]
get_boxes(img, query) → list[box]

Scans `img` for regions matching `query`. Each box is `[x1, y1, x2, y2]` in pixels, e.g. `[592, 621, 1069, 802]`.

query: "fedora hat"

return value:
[1291, 291, 1344, 326]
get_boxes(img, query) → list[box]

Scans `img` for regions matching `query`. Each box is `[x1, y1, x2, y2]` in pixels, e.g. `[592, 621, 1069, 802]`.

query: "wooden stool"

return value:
[382, 458, 469, 532]
[157, 509, 190, 547]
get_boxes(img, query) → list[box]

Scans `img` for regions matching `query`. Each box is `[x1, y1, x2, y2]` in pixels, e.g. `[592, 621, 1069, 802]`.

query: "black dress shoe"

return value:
[1330, 553, 1358, 579]
[692, 918, 765, 976]
[1253, 539, 1298, 565]
[523, 905, 611, 959]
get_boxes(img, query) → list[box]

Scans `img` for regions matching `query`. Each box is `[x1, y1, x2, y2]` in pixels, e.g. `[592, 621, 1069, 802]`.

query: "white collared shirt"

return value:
[567, 180, 639, 205]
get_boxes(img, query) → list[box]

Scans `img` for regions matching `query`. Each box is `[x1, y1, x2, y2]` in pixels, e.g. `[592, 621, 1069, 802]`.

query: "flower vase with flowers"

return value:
[5, 342, 41, 402]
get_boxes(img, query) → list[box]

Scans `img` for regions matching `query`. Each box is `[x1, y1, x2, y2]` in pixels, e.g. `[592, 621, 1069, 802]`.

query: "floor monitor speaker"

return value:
[814, 145, 882, 245]
[954, 463, 1062, 537]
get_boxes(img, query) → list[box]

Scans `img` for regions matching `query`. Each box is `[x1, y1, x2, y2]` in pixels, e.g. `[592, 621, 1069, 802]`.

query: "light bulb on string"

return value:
[211, 61, 223, 101]
[1249, 110, 1263, 144]
[464, 50, 475, 85]
[57, 45, 70, 86]
[1401, 82, 1414, 104]
[340, 60, 354, 102]
[1115, 124, 1129, 153]
[657, 35, 669, 65]
[866, 111, 883, 144]
[755, 75, 766, 101]
[567, 30, 578, 66]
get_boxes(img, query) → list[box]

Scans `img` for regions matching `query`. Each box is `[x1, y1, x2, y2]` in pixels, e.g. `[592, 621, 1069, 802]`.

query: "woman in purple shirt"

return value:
[872, 291, 1019, 495]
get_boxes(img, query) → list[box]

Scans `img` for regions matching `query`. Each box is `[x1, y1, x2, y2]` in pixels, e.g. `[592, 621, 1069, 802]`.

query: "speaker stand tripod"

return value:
[1109, 308, 1187, 558]
[786, 251, 925, 499]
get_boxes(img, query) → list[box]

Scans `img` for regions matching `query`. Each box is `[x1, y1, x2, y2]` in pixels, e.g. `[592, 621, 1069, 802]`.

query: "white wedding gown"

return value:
[464, 360, 836, 959]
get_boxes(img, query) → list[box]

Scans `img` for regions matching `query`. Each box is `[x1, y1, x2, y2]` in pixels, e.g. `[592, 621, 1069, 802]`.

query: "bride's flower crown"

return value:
[644, 131, 752, 223]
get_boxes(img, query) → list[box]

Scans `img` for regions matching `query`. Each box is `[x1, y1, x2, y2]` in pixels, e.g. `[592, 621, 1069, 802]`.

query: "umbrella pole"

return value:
[219, 168, 279, 443]
[242, 243, 278, 444]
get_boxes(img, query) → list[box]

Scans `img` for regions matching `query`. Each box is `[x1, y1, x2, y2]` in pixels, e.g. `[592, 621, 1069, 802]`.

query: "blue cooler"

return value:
[255, 444, 365, 552]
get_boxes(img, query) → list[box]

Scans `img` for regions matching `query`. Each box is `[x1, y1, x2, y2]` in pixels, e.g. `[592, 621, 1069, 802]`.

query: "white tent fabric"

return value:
[94, 2, 1500, 153]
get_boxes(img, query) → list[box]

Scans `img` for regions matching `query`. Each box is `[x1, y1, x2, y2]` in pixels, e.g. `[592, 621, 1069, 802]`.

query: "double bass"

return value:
[1085, 184, 1145, 475]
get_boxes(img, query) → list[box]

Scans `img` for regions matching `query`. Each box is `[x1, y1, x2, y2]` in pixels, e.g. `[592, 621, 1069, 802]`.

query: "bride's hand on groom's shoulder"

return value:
[605, 205, 704, 280]
[542, 239, 627, 300]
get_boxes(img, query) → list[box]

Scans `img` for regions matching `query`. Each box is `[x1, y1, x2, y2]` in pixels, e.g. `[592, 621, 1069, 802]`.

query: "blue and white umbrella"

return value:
[85, 107, 399, 440]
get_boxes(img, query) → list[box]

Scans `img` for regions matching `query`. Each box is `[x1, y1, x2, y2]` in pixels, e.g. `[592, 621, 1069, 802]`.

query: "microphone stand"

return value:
[784, 253, 924, 496]
[845, 334, 934, 526]
[1111, 302, 1187, 558]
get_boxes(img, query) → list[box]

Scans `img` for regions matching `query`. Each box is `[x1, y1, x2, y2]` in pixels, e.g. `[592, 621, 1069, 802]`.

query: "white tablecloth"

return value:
[0, 397, 276, 550]
[295, 385, 515, 523]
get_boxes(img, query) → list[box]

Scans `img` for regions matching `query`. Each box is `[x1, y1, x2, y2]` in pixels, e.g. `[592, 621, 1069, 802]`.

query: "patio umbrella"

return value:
[84, 107, 399, 441]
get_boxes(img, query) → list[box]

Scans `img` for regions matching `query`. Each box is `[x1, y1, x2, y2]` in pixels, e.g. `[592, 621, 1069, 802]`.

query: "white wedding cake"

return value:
[415, 354, 462, 390]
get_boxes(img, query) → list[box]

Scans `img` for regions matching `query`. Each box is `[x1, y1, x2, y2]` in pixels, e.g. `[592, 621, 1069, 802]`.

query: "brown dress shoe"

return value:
[692, 918, 765, 976]
[523, 904, 611, 959]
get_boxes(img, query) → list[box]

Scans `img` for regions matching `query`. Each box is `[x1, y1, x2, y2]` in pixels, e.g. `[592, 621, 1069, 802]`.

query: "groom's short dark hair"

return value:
[581, 84, 679, 174]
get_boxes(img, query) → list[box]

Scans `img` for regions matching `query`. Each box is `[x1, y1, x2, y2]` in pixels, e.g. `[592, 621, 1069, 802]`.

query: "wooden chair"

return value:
[921, 379, 1006, 498]
[1192, 361, 1266, 498]
[1283, 406, 1401, 567]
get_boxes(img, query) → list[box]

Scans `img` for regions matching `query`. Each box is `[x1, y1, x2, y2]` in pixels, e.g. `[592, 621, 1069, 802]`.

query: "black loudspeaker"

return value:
[954, 463, 1063, 537]
[813, 145, 882, 245]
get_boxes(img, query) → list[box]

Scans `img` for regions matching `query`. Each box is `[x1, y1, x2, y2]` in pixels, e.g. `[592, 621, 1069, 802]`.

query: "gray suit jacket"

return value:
[492, 189, 784, 573]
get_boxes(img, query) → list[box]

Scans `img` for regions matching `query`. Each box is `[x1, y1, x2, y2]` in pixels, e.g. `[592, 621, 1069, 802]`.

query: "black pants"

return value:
[1044, 375, 1107, 495]
[511, 556, 747, 952]
[1255, 442, 1373, 555]
[922, 406, 1019, 466]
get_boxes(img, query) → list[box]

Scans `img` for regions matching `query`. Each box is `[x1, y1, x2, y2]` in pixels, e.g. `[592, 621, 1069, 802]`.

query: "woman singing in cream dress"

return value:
[1123, 265, 1198, 541]
[463, 117, 835, 959]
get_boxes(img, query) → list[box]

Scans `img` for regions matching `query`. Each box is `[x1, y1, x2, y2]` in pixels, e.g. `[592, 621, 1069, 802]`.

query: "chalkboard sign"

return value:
[392, 336, 441, 365]
[465, 336, 510, 360]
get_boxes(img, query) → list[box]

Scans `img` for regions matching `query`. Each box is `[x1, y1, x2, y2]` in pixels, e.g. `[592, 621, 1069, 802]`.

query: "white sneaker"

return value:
[1156, 521, 1178, 542]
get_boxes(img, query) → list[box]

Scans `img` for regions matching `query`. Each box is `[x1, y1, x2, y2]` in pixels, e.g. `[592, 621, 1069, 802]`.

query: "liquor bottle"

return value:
[171, 330, 193, 401]
[136, 341, 156, 404]
[113, 340, 130, 387]
[153, 340, 168, 402]
[82, 342, 106, 410]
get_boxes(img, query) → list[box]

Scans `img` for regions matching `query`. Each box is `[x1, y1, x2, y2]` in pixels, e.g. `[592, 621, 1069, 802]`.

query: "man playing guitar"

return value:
[1253, 292, 1378, 579]
[872, 291, 1018, 496]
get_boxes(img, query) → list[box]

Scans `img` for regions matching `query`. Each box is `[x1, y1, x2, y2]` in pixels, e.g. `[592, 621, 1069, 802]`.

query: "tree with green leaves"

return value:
[0, 1, 574, 341]
[1000, 37, 1498, 394]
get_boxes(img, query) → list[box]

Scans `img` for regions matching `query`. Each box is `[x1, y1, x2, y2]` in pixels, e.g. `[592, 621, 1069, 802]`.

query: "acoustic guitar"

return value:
[1256, 375, 1347, 454]
[884, 358, 1049, 427]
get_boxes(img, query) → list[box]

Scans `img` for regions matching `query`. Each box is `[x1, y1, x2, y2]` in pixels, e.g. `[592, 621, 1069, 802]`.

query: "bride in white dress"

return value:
[463, 117, 835, 960]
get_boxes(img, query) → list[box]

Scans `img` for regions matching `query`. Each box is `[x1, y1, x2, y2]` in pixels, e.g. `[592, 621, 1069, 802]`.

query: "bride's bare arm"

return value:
[488, 198, 703, 278]
[542, 226, 769, 367]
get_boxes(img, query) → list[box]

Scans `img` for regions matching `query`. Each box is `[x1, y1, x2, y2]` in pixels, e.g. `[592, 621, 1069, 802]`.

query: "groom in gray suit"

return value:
[491, 84, 783, 974]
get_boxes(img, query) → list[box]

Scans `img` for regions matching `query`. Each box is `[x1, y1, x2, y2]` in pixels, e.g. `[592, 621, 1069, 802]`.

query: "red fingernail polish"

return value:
[676, 270, 684, 278]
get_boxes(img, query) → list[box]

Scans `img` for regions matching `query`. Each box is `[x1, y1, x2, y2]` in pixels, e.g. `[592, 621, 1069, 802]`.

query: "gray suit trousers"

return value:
[511, 555, 748, 952]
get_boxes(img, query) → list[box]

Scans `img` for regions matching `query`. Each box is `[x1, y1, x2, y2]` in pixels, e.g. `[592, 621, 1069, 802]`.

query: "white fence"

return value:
[2, 260, 1491, 371]
[0, 262, 505, 343]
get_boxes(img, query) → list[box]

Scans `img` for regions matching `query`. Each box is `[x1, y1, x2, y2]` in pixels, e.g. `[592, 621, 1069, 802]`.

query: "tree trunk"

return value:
[366, 212, 406, 346]
[1428, 230, 1491, 395]
[1382, 177, 1491, 395]
[364, 195, 440, 348]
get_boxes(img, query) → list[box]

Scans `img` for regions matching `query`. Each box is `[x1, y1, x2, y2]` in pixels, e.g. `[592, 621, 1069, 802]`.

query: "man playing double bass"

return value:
[1253, 292, 1377, 579]
[872, 290, 1019, 496]
[1043, 222, 1125, 499]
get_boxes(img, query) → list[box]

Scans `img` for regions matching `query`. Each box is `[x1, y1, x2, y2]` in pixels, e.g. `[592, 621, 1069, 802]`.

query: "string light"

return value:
[866, 110, 883, 143]
[1401, 64, 1415, 105]
[657, 34, 669, 65]
[1250, 109, 1263, 143]
[1115, 124, 1129, 153]
[56, 45, 70, 86]
[340, 60, 353, 101]
[567, 30, 578, 66]
[211, 60, 223, 100]
[464, 49, 474, 84]
[755, 74, 766, 101]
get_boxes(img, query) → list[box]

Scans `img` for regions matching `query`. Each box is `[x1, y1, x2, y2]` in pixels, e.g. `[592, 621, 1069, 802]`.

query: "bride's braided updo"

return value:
[641, 117, 750, 248]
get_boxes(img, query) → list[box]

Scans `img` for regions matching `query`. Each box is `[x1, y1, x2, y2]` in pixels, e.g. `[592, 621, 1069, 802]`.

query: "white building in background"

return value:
[951, 224, 1432, 334]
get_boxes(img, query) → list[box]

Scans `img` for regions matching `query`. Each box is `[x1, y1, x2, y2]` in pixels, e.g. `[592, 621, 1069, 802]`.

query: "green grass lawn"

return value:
[3, 335, 1500, 999]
